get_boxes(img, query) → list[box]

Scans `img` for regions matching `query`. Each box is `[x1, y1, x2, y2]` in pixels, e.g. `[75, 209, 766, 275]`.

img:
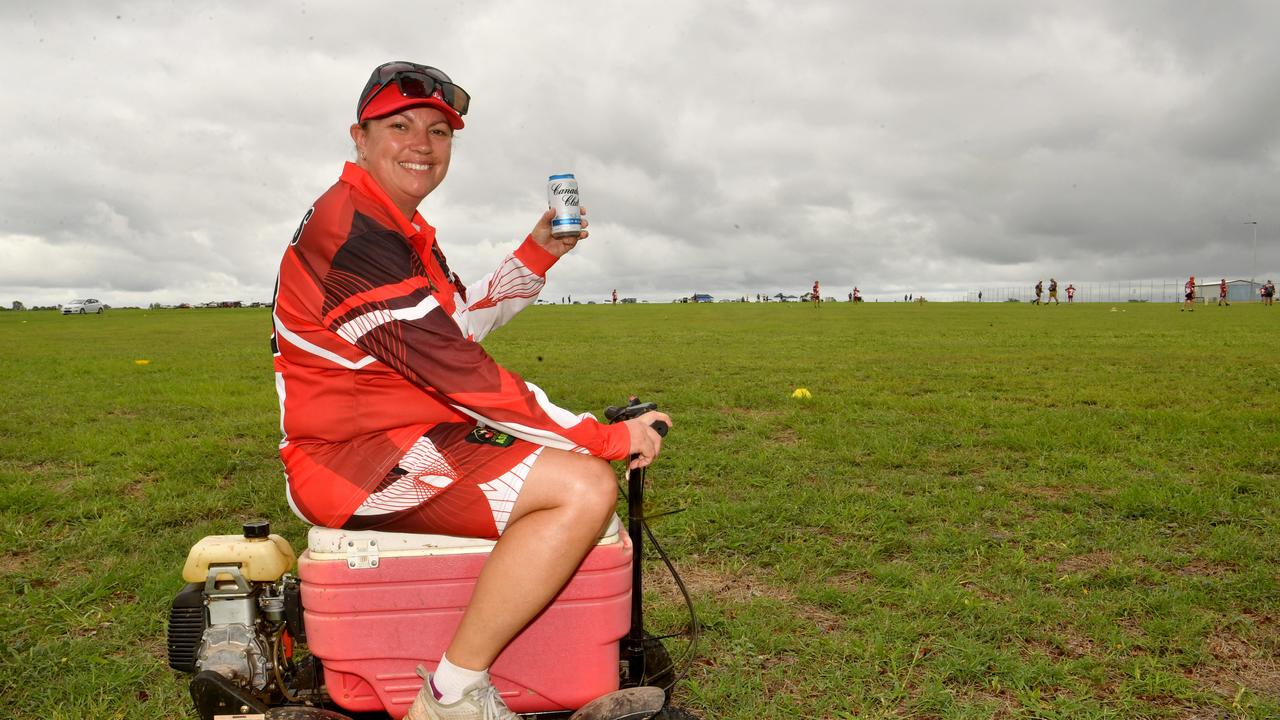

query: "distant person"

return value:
[1182, 275, 1196, 311]
[978, 291, 983, 302]
[1218, 278, 1230, 306]
[1264, 280, 1276, 306]
[904, 293, 908, 302]
[611, 289, 617, 305]
[1066, 284, 1076, 303]
[1048, 278, 1059, 305]
[812, 280, 821, 308]
[1034, 280, 1043, 305]
[853, 286, 862, 303]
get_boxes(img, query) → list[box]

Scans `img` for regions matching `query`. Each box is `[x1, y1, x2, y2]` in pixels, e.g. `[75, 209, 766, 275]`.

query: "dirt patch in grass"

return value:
[109, 589, 139, 607]
[793, 601, 845, 634]
[1174, 559, 1239, 578]
[646, 560, 793, 606]
[1024, 627, 1099, 660]
[1056, 550, 1117, 574]
[42, 558, 92, 589]
[125, 472, 162, 500]
[829, 569, 873, 590]
[959, 579, 1006, 603]
[966, 688, 1022, 719]
[1058, 628, 1100, 659]
[70, 619, 114, 638]
[11, 460, 89, 494]
[1024, 484, 1069, 500]
[769, 427, 799, 446]
[0, 549, 33, 576]
[1188, 627, 1280, 700]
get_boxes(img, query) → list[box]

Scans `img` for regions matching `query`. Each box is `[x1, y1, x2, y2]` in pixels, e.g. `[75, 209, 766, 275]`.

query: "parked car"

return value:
[62, 298, 104, 315]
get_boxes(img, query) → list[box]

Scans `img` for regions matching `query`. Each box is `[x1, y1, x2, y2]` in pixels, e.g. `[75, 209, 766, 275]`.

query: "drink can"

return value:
[547, 173, 581, 237]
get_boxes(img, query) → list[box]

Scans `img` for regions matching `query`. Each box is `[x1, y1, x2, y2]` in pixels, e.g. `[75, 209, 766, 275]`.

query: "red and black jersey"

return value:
[272, 163, 630, 528]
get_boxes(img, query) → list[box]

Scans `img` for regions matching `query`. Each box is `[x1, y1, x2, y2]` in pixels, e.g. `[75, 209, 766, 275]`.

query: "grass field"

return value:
[1, 302, 1277, 720]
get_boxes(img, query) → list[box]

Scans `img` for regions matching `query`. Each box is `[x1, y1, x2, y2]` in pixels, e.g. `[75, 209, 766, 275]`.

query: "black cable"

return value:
[617, 469, 700, 693]
[641, 511, 700, 691]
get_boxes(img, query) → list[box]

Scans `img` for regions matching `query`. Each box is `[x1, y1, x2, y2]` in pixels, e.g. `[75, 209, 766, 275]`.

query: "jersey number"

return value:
[290, 207, 315, 246]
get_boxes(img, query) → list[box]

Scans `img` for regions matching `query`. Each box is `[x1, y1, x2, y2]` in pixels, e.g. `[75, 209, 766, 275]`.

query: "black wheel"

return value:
[96, 307, 104, 314]
[652, 707, 702, 720]
[266, 706, 353, 720]
[642, 635, 675, 692]
[79, 308, 86, 314]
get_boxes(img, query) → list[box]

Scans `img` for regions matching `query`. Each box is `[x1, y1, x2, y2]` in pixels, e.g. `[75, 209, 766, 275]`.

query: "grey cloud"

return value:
[2, 0, 1278, 306]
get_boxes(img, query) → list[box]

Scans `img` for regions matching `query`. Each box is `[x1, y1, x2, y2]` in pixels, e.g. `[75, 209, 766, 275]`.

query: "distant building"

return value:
[1196, 280, 1263, 302]
[692, 293, 714, 303]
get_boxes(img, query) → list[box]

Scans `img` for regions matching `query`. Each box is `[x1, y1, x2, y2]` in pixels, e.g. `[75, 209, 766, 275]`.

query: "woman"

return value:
[271, 61, 671, 720]
[1183, 275, 1196, 311]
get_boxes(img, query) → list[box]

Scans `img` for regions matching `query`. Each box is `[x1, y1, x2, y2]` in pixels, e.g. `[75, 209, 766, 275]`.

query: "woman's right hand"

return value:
[530, 207, 589, 258]
[623, 411, 672, 470]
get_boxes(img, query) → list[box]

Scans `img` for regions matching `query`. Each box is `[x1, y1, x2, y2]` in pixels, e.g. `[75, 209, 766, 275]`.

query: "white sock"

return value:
[432, 653, 488, 704]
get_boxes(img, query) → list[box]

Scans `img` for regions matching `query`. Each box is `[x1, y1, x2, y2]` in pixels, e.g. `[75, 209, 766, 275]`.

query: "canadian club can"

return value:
[547, 173, 582, 237]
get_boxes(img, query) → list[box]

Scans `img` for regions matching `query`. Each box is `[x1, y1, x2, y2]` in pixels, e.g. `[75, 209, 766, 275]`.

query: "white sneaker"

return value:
[406, 666, 520, 720]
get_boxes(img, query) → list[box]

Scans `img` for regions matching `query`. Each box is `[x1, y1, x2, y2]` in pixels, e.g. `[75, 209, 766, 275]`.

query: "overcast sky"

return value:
[2, 0, 1276, 306]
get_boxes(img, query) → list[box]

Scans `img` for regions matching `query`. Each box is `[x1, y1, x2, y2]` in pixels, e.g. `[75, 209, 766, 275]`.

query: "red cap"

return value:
[358, 84, 465, 129]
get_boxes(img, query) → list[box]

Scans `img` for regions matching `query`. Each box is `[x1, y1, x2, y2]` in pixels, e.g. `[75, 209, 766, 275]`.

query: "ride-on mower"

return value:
[167, 399, 698, 719]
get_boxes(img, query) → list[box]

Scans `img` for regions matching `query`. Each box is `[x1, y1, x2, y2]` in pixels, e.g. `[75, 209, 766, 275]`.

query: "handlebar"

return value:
[604, 400, 657, 423]
[605, 398, 667, 438]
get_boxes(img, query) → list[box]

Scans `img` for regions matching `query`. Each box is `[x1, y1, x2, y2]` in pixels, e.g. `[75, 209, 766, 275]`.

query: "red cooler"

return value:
[297, 516, 632, 717]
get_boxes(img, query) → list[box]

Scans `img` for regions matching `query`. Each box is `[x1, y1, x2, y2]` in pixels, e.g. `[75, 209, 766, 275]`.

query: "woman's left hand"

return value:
[530, 207, 589, 258]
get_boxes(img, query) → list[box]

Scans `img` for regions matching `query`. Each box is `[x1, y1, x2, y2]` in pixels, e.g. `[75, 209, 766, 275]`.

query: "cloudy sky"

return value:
[2, 0, 1276, 306]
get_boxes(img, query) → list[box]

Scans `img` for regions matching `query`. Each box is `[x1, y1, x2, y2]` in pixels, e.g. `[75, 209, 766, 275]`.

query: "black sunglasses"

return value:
[357, 62, 470, 120]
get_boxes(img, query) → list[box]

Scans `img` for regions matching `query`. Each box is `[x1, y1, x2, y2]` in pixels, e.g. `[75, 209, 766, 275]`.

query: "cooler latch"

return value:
[344, 538, 380, 569]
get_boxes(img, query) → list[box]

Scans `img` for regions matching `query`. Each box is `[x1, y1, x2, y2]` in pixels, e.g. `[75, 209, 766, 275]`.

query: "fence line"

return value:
[963, 280, 1265, 304]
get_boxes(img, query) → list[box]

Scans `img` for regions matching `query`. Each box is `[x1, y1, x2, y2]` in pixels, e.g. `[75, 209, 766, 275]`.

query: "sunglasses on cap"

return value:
[357, 62, 471, 120]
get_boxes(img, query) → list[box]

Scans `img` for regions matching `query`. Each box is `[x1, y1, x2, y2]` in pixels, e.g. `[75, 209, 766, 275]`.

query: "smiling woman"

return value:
[348, 62, 466, 218]
[268, 61, 670, 720]
[351, 108, 454, 217]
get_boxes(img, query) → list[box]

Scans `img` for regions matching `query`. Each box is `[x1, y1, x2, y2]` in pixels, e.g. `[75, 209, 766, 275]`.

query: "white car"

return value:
[62, 298, 104, 315]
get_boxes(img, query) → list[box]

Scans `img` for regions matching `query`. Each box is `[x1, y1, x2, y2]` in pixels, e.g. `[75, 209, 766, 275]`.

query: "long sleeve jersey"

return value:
[272, 163, 630, 527]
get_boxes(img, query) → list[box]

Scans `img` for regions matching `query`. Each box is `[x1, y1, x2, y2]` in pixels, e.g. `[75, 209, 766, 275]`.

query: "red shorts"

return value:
[342, 423, 543, 539]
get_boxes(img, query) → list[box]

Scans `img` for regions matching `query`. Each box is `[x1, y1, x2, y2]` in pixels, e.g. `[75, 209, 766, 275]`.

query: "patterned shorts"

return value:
[344, 423, 542, 538]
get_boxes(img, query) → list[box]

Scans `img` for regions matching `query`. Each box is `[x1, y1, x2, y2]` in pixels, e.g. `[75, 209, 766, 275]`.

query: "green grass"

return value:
[1, 302, 1277, 719]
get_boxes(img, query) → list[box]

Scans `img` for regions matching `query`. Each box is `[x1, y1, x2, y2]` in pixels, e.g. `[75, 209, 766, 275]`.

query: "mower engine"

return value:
[168, 520, 307, 718]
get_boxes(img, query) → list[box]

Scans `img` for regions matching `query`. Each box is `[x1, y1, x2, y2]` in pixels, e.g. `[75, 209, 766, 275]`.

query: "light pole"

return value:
[1245, 220, 1258, 285]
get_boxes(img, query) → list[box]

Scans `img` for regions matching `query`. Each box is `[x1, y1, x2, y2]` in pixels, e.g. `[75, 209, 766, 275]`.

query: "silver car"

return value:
[62, 298, 104, 315]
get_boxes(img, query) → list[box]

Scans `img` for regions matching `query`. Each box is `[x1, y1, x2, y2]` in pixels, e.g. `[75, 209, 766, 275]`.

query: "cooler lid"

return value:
[306, 513, 623, 559]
